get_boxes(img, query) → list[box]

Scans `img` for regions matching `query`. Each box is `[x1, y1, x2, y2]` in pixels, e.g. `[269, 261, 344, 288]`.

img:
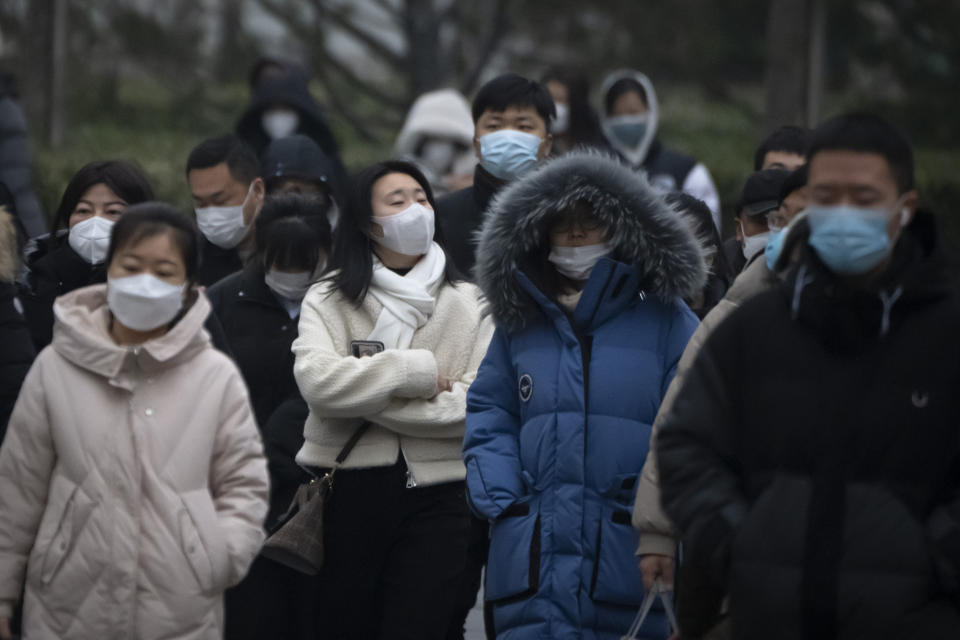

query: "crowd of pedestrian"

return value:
[0, 57, 957, 640]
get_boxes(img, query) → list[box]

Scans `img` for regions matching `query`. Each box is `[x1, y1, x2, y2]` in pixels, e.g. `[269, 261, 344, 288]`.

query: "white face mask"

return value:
[420, 139, 457, 175]
[265, 269, 316, 301]
[548, 242, 612, 281]
[740, 222, 770, 260]
[374, 202, 435, 257]
[108, 273, 185, 332]
[262, 107, 300, 139]
[195, 183, 254, 249]
[68, 216, 115, 265]
[553, 103, 570, 135]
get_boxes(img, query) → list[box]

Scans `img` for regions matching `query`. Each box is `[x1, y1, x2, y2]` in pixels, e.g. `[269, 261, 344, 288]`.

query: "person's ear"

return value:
[473, 136, 482, 160]
[900, 189, 919, 227]
[245, 177, 266, 225]
[540, 133, 553, 160]
[734, 216, 743, 242]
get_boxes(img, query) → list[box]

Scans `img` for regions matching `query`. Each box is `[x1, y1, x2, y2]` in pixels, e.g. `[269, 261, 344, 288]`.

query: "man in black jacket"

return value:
[186, 135, 266, 286]
[435, 74, 554, 278]
[657, 113, 960, 639]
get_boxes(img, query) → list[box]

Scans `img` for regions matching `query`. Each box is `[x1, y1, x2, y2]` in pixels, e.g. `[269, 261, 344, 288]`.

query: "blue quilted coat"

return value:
[464, 152, 704, 639]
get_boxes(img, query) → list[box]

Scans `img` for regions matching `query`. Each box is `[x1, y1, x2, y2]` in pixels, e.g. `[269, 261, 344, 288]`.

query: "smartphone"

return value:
[351, 340, 385, 358]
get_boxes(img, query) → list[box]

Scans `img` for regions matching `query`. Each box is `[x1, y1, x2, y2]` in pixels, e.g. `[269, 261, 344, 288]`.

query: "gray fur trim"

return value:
[475, 151, 707, 329]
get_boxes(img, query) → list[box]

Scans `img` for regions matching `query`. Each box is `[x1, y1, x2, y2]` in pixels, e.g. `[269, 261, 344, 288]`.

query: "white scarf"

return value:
[367, 242, 447, 350]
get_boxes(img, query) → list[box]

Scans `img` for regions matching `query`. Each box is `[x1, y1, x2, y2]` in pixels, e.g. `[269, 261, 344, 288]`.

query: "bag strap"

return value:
[334, 420, 372, 467]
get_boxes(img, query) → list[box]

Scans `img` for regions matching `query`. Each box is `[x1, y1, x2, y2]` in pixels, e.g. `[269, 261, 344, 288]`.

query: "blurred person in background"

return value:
[0, 70, 45, 239]
[542, 69, 608, 155]
[435, 74, 555, 278]
[260, 134, 341, 229]
[294, 160, 492, 639]
[19, 160, 153, 350]
[186, 135, 266, 286]
[666, 192, 731, 319]
[394, 88, 477, 197]
[209, 193, 331, 640]
[464, 152, 702, 639]
[600, 69, 721, 229]
[728, 168, 790, 274]
[0, 204, 268, 640]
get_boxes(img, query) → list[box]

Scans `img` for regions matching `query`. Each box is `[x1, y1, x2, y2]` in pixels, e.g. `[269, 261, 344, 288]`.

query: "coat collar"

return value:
[52, 283, 212, 387]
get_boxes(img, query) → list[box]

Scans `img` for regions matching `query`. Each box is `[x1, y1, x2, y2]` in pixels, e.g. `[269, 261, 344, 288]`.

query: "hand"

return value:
[435, 375, 454, 396]
[0, 617, 12, 640]
[638, 553, 675, 591]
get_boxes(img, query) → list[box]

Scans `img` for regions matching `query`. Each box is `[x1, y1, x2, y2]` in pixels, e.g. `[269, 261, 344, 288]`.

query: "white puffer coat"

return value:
[0, 284, 269, 639]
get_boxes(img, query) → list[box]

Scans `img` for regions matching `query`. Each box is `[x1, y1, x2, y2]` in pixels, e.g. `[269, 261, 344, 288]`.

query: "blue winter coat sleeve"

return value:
[463, 327, 524, 521]
[661, 299, 700, 398]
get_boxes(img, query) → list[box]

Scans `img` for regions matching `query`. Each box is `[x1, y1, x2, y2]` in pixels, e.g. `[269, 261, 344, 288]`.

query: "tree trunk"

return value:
[806, 0, 826, 128]
[403, 0, 445, 99]
[46, 0, 68, 147]
[762, 0, 809, 134]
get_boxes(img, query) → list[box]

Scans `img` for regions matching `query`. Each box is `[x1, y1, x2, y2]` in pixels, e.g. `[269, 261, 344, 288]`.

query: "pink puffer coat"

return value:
[0, 284, 269, 639]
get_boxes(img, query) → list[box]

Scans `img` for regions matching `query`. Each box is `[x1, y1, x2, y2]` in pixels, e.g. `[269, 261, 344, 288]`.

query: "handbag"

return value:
[622, 578, 679, 640]
[260, 421, 371, 575]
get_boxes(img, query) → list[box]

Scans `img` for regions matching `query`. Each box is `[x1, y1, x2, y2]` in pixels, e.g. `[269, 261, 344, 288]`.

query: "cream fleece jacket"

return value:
[293, 278, 493, 486]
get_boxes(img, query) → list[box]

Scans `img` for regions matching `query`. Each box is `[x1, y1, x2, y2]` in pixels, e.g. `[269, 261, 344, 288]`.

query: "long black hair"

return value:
[328, 160, 461, 304]
[255, 193, 332, 273]
[53, 160, 154, 244]
[542, 69, 607, 150]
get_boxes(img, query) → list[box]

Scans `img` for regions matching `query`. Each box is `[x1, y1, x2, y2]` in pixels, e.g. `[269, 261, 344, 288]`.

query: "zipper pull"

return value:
[405, 470, 418, 489]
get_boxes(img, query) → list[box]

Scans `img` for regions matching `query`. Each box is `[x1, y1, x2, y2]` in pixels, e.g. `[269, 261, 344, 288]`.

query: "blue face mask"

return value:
[806, 205, 901, 275]
[606, 114, 649, 148]
[765, 227, 785, 271]
[479, 129, 542, 180]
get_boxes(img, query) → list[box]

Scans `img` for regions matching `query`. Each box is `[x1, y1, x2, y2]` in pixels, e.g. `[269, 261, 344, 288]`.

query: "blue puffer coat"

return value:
[464, 152, 704, 640]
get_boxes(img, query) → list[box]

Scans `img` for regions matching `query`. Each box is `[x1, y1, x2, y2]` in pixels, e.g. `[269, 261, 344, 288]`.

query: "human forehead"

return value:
[188, 163, 245, 193]
[807, 150, 899, 192]
[372, 172, 425, 199]
[762, 150, 805, 171]
[117, 232, 185, 266]
[79, 182, 125, 204]
[477, 105, 545, 126]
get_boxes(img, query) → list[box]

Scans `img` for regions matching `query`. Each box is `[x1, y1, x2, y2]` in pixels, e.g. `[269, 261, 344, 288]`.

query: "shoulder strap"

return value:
[334, 421, 372, 466]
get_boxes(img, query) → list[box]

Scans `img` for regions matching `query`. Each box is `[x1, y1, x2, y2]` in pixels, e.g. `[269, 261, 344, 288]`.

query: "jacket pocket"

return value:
[590, 507, 646, 606]
[179, 489, 229, 593]
[485, 499, 541, 603]
[39, 480, 97, 586]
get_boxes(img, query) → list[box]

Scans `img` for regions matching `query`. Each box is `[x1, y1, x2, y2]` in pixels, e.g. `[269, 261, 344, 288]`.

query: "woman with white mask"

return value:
[0, 203, 269, 640]
[19, 160, 153, 350]
[464, 151, 703, 639]
[292, 160, 492, 638]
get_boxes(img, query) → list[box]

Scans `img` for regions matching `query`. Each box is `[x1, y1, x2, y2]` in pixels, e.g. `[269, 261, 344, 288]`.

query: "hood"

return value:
[0, 207, 16, 283]
[475, 151, 707, 329]
[51, 284, 213, 384]
[394, 88, 475, 155]
[600, 69, 660, 167]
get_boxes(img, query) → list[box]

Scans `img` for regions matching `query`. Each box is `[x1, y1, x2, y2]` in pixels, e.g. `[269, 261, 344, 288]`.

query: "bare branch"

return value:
[321, 49, 408, 111]
[308, 0, 406, 72]
[368, 0, 404, 26]
[459, 0, 509, 95]
[312, 63, 392, 143]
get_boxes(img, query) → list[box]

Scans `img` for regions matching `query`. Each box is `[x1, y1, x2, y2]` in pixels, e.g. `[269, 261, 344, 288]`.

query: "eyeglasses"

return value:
[550, 217, 605, 234]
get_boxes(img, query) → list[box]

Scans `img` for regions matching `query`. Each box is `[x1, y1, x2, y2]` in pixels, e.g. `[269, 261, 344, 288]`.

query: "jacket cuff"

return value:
[636, 532, 677, 558]
[397, 349, 438, 399]
[0, 600, 13, 619]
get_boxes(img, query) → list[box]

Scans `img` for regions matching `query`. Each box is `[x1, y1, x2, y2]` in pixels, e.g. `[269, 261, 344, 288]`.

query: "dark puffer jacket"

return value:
[0, 76, 45, 238]
[657, 211, 960, 640]
[465, 152, 703, 639]
[0, 208, 34, 440]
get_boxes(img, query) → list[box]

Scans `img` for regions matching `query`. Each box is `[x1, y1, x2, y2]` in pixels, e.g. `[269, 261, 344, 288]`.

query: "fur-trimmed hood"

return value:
[475, 151, 707, 329]
[0, 207, 17, 283]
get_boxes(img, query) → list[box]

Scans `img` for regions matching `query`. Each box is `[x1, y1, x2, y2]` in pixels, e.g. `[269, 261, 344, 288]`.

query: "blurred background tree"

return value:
[0, 0, 956, 263]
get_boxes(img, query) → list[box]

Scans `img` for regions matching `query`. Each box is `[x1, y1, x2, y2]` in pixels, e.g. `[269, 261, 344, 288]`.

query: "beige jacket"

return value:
[633, 258, 778, 555]
[0, 285, 269, 639]
[293, 279, 493, 486]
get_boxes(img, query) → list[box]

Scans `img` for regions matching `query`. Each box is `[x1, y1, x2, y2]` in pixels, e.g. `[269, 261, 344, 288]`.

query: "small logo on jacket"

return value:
[519, 374, 533, 403]
[912, 390, 929, 408]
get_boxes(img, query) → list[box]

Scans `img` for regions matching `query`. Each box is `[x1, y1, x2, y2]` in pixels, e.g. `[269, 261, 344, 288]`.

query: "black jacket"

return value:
[435, 164, 506, 279]
[20, 237, 105, 350]
[0, 83, 45, 238]
[199, 238, 244, 288]
[0, 282, 34, 443]
[207, 264, 301, 429]
[657, 212, 960, 639]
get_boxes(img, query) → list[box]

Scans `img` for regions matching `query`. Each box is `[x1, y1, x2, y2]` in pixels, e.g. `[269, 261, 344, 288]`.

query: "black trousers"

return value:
[316, 457, 473, 640]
